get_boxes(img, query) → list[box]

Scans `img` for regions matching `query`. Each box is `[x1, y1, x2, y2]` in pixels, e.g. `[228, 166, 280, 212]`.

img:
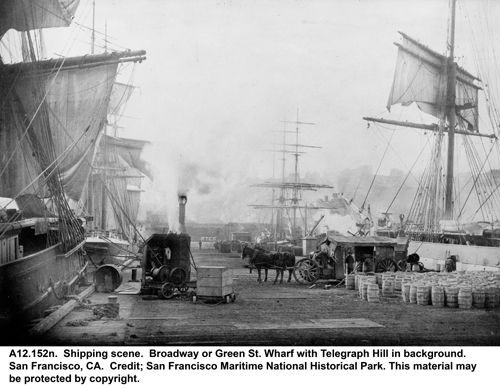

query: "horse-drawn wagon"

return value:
[293, 235, 408, 284]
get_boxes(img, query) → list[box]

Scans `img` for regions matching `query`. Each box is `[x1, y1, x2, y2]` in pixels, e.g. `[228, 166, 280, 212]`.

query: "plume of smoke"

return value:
[319, 212, 358, 236]
[141, 142, 181, 232]
[139, 143, 223, 231]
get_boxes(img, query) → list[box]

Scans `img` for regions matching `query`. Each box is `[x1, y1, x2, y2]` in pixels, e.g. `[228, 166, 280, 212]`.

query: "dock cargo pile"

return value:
[346, 271, 500, 309]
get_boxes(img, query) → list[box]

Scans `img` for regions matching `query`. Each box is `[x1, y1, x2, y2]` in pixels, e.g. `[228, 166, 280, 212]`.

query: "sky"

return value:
[62, 0, 496, 178]
[2, 0, 500, 223]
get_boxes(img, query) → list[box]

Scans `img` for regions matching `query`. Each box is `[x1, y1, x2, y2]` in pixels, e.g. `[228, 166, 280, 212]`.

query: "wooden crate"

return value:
[196, 266, 233, 297]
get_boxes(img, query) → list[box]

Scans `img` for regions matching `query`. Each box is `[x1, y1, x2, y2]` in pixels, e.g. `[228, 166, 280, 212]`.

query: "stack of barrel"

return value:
[345, 270, 500, 309]
[346, 272, 381, 303]
[398, 271, 500, 309]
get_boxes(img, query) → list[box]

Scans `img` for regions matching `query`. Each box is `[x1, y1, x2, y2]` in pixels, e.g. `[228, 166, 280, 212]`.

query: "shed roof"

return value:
[320, 235, 399, 247]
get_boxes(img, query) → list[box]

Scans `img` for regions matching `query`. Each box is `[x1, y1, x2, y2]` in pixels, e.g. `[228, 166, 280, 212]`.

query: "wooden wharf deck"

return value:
[26, 250, 500, 346]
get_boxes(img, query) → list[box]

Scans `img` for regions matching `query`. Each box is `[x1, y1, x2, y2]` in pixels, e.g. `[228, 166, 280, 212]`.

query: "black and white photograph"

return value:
[0, 0, 498, 383]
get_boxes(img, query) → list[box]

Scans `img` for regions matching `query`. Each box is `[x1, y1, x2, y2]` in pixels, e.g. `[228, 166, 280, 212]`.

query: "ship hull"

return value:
[408, 241, 500, 272]
[0, 242, 86, 336]
[84, 236, 132, 265]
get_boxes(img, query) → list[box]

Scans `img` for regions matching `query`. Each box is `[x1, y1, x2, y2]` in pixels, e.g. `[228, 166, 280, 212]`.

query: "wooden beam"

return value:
[26, 284, 95, 339]
[363, 117, 496, 139]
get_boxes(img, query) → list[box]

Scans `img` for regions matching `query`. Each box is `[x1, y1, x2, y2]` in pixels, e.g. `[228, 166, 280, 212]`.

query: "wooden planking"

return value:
[233, 318, 384, 330]
[37, 250, 500, 346]
[27, 284, 95, 338]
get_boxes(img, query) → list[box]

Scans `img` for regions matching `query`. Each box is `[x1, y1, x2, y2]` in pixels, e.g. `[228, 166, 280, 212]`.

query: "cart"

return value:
[293, 235, 408, 284]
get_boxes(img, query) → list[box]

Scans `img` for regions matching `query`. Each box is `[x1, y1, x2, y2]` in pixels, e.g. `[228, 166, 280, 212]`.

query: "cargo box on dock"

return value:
[196, 266, 233, 298]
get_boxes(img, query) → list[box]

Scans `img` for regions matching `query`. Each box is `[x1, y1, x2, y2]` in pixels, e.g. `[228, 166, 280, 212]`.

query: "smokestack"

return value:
[178, 194, 187, 233]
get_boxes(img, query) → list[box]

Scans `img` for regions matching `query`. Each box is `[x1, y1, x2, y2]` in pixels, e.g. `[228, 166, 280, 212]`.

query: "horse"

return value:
[275, 250, 296, 283]
[254, 245, 296, 283]
[241, 245, 283, 283]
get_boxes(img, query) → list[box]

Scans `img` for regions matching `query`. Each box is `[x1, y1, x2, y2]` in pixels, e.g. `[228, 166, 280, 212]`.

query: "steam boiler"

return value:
[140, 195, 193, 298]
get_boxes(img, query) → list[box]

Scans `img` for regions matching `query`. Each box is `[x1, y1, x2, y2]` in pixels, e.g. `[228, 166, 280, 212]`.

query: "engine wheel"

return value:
[160, 282, 175, 299]
[169, 267, 187, 287]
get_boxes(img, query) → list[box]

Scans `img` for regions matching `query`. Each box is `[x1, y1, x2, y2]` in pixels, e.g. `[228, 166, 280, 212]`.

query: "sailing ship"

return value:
[250, 113, 334, 249]
[364, 0, 500, 271]
[0, 0, 146, 333]
[82, 82, 152, 266]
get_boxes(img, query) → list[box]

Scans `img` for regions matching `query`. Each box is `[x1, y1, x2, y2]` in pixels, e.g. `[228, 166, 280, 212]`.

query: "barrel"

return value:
[355, 274, 366, 291]
[472, 287, 486, 308]
[358, 279, 364, 297]
[417, 285, 430, 306]
[382, 279, 394, 296]
[367, 284, 380, 303]
[444, 286, 459, 308]
[394, 274, 405, 292]
[362, 281, 370, 300]
[431, 285, 444, 307]
[458, 287, 473, 309]
[409, 284, 418, 304]
[359, 278, 369, 298]
[93, 264, 123, 293]
[484, 287, 496, 308]
[401, 282, 411, 303]
[345, 274, 356, 290]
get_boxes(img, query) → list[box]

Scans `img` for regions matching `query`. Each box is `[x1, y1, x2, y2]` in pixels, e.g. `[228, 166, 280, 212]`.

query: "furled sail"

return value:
[0, 0, 80, 36]
[387, 32, 480, 132]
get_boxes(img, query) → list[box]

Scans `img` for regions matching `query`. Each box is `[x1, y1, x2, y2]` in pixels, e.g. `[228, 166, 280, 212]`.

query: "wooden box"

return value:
[196, 266, 233, 297]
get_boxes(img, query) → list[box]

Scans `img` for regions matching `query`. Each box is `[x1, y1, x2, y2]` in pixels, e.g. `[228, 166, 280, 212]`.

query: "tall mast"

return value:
[293, 109, 300, 232]
[282, 110, 315, 233]
[91, 0, 96, 54]
[444, 0, 457, 220]
[279, 115, 287, 239]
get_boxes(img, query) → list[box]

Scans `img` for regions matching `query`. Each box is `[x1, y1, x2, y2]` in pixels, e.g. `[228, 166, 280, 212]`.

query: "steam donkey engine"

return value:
[140, 195, 193, 298]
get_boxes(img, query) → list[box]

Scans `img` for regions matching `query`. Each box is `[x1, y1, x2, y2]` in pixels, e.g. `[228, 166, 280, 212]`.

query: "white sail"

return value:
[387, 33, 480, 132]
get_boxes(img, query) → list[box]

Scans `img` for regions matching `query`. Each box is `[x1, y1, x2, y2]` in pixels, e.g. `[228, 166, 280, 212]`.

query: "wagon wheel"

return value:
[293, 258, 319, 284]
[160, 282, 175, 299]
[169, 267, 187, 287]
[376, 258, 398, 273]
[397, 259, 408, 271]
